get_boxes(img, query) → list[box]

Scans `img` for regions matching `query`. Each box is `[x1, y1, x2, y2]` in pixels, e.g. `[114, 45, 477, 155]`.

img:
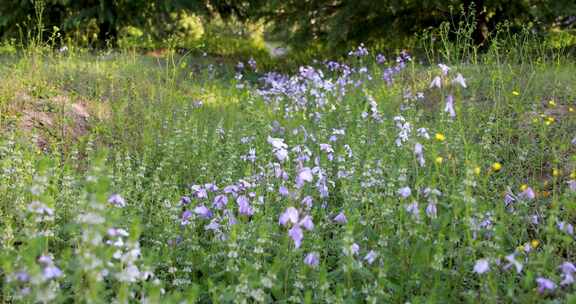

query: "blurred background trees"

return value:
[0, 0, 574, 52]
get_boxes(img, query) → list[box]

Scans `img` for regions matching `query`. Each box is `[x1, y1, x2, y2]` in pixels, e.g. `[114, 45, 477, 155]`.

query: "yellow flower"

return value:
[512, 91, 520, 96]
[474, 166, 481, 175]
[552, 169, 560, 177]
[545, 116, 555, 125]
[531, 239, 540, 249]
[548, 100, 556, 107]
[435, 156, 443, 164]
[520, 184, 528, 191]
[492, 162, 502, 172]
[569, 107, 574, 112]
[570, 171, 576, 179]
[435, 133, 446, 142]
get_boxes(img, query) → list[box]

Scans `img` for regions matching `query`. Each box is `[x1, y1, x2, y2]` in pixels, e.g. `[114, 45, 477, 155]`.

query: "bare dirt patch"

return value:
[7, 90, 110, 151]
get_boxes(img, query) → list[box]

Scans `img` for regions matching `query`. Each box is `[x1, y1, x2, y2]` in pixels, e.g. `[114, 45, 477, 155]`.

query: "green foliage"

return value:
[0, 0, 218, 47]
[250, 0, 576, 50]
[2, 0, 576, 54]
[1, 28, 576, 301]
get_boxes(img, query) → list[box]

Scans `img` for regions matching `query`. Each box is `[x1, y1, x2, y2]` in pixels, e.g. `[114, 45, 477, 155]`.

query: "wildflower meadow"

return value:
[1, 11, 576, 303]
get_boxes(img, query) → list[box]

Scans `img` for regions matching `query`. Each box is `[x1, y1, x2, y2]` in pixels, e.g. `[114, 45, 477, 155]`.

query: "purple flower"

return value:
[473, 259, 490, 274]
[192, 186, 208, 199]
[560, 262, 576, 286]
[299, 215, 314, 231]
[181, 210, 193, 225]
[224, 209, 237, 226]
[268, 136, 287, 149]
[317, 177, 329, 198]
[275, 148, 289, 162]
[567, 180, 576, 192]
[279, 207, 299, 226]
[268, 136, 289, 162]
[27, 201, 54, 215]
[350, 243, 360, 255]
[237, 195, 253, 216]
[274, 165, 289, 180]
[334, 212, 347, 224]
[319, 143, 334, 154]
[205, 183, 219, 192]
[364, 250, 378, 264]
[536, 277, 556, 294]
[108, 194, 126, 208]
[301, 196, 313, 208]
[398, 187, 411, 198]
[414, 143, 425, 167]
[504, 254, 523, 273]
[304, 252, 320, 267]
[205, 220, 220, 232]
[213, 195, 228, 209]
[558, 221, 574, 235]
[406, 201, 420, 219]
[279, 185, 290, 197]
[376, 54, 386, 64]
[519, 187, 535, 200]
[38, 255, 62, 280]
[444, 94, 456, 118]
[193, 205, 212, 219]
[223, 185, 239, 196]
[560, 262, 576, 275]
[248, 57, 257, 70]
[296, 167, 314, 187]
[348, 43, 368, 57]
[289, 226, 304, 248]
[14, 271, 30, 282]
[425, 202, 437, 219]
[180, 196, 191, 205]
[504, 192, 516, 206]
[531, 214, 540, 225]
[417, 127, 430, 139]
[43, 266, 62, 279]
[280, 207, 314, 247]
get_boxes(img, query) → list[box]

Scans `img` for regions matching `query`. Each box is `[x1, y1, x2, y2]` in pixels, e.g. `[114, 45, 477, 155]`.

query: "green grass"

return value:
[0, 43, 575, 303]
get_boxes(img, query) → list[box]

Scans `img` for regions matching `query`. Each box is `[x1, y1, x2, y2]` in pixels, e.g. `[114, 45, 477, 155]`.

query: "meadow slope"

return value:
[1, 48, 576, 303]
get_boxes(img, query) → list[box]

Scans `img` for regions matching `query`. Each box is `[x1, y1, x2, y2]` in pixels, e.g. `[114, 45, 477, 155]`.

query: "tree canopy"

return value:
[252, 0, 576, 48]
[1, 0, 575, 48]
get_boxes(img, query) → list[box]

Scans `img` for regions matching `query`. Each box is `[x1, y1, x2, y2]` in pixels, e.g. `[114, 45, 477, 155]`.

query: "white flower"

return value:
[452, 73, 467, 88]
[438, 63, 450, 75]
[414, 143, 425, 167]
[267, 136, 288, 149]
[430, 76, 442, 88]
[444, 95, 456, 118]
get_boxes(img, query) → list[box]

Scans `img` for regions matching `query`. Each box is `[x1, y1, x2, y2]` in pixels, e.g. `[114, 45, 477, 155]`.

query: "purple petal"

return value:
[289, 226, 303, 248]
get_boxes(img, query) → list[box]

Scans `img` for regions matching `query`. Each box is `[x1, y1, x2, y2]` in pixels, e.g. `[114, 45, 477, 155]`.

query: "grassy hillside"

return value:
[0, 46, 575, 302]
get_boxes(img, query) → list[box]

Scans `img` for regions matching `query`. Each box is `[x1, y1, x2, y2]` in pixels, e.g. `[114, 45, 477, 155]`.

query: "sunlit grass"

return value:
[0, 43, 575, 302]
